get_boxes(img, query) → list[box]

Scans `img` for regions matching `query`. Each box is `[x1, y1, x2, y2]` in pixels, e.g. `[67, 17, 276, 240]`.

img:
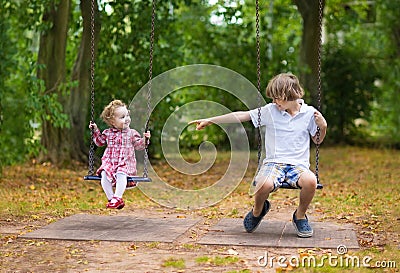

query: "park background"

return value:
[1, 0, 399, 166]
[0, 0, 399, 272]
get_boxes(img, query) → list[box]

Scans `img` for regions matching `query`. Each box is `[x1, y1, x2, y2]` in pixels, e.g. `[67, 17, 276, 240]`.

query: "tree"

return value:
[35, 1, 183, 165]
[36, 0, 101, 165]
[36, 0, 71, 164]
[3, 0, 398, 172]
[67, 0, 100, 163]
[0, 2, 16, 172]
[293, 0, 325, 106]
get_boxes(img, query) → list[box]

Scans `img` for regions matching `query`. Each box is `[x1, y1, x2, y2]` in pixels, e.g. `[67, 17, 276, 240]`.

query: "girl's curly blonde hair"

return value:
[100, 99, 126, 126]
[266, 73, 304, 101]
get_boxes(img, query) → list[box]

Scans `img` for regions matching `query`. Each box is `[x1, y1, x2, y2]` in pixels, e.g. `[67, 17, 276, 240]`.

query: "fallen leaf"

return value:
[227, 249, 239, 255]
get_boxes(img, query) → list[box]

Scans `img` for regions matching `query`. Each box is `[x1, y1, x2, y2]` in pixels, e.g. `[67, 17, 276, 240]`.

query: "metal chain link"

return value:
[315, 0, 324, 183]
[88, 0, 96, 175]
[143, 0, 156, 178]
[255, 0, 262, 167]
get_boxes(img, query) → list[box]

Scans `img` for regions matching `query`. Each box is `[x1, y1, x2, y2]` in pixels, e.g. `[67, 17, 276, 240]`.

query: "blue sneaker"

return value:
[243, 200, 270, 233]
[292, 210, 313, 238]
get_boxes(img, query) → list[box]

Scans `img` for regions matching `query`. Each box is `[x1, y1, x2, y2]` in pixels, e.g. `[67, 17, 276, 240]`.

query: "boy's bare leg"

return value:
[253, 180, 274, 217]
[296, 172, 317, 219]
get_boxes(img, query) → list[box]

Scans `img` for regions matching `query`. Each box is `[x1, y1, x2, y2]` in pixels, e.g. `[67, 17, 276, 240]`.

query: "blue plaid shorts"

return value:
[252, 162, 307, 192]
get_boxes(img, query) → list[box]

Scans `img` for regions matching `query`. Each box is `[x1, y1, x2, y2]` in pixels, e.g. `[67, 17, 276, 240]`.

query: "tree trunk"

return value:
[38, 0, 100, 166]
[37, 0, 71, 165]
[67, 0, 101, 164]
[293, 0, 325, 107]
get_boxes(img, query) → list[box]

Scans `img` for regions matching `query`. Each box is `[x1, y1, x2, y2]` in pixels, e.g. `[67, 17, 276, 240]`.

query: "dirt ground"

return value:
[2, 148, 399, 273]
[1, 190, 396, 273]
[1, 205, 334, 273]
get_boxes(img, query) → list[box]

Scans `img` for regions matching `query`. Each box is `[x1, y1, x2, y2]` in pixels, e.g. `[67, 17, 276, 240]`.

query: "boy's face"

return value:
[111, 106, 131, 130]
[273, 98, 288, 111]
[272, 98, 300, 112]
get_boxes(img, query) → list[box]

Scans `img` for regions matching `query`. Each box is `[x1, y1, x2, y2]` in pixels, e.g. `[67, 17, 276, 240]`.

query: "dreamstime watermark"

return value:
[129, 64, 266, 209]
[257, 245, 397, 269]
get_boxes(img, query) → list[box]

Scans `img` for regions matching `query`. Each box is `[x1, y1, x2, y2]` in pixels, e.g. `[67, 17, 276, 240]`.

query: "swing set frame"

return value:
[254, 0, 324, 189]
[84, 0, 324, 190]
[83, 0, 156, 185]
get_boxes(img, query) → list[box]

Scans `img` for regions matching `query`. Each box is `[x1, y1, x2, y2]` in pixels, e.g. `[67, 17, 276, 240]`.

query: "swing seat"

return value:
[83, 175, 152, 189]
[280, 181, 323, 190]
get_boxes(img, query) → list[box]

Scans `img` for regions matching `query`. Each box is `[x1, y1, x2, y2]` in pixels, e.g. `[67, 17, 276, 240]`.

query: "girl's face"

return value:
[111, 106, 131, 130]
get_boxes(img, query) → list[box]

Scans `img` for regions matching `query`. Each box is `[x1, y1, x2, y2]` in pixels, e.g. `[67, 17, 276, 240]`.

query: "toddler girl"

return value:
[89, 99, 151, 209]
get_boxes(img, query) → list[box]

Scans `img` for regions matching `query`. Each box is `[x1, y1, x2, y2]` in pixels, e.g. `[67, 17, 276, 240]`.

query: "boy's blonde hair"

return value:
[266, 73, 304, 101]
[100, 99, 126, 126]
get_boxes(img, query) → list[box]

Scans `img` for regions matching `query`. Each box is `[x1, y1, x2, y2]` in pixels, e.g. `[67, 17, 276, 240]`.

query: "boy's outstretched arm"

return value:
[188, 111, 251, 130]
[312, 111, 327, 144]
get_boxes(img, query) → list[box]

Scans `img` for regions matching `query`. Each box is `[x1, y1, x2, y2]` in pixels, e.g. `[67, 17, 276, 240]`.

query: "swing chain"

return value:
[143, 0, 156, 178]
[315, 0, 324, 183]
[88, 0, 96, 176]
[255, 0, 262, 167]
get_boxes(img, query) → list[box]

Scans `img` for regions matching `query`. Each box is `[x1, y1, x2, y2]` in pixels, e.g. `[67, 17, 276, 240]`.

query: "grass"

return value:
[195, 255, 240, 266]
[145, 242, 161, 248]
[182, 243, 201, 250]
[161, 257, 186, 269]
[312, 147, 399, 237]
[0, 146, 399, 272]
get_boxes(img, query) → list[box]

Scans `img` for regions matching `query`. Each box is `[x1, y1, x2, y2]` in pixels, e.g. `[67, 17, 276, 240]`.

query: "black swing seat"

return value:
[84, 175, 151, 183]
[280, 181, 323, 190]
[84, 175, 151, 189]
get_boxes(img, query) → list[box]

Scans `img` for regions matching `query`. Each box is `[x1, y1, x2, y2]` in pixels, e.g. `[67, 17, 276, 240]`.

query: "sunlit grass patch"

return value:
[145, 242, 160, 248]
[195, 255, 240, 266]
[161, 257, 185, 269]
[182, 243, 201, 250]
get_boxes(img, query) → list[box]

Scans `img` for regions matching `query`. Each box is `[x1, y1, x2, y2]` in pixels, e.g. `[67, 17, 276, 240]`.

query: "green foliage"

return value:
[89, 0, 303, 156]
[0, 3, 15, 171]
[1, 0, 400, 171]
[323, 44, 379, 143]
[26, 73, 72, 129]
[322, 0, 398, 145]
[368, 0, 400, 146]
[369, 59, 400, 147]
[170, 0, 302, 152]
[0, 1, 34, 167]
[0, 0, 73, 170]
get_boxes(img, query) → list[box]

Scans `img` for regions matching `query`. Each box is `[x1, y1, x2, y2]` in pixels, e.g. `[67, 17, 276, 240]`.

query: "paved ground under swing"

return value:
[21, 213, 359, 249]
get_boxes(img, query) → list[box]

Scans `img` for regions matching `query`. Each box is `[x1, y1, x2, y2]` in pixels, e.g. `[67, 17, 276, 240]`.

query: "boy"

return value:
[189, 73, 327, 237]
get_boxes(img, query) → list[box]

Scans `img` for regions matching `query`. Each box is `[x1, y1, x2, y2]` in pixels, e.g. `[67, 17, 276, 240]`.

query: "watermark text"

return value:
[257, 245, 397, 269]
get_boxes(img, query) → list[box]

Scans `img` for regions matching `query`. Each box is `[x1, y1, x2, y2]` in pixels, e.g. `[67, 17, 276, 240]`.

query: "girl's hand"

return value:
[188, 119, 211, 130]
[144, 130, 151, 139]
[89, 121, 98, 131]
[314, 111, 327, 129]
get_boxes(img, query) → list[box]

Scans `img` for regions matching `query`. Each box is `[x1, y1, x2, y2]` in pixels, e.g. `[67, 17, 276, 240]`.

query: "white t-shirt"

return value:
[249, 99, 318, 169]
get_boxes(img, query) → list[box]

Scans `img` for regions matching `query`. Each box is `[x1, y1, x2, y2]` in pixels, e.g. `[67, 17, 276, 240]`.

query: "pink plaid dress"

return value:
[92, 128, 147, 182]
